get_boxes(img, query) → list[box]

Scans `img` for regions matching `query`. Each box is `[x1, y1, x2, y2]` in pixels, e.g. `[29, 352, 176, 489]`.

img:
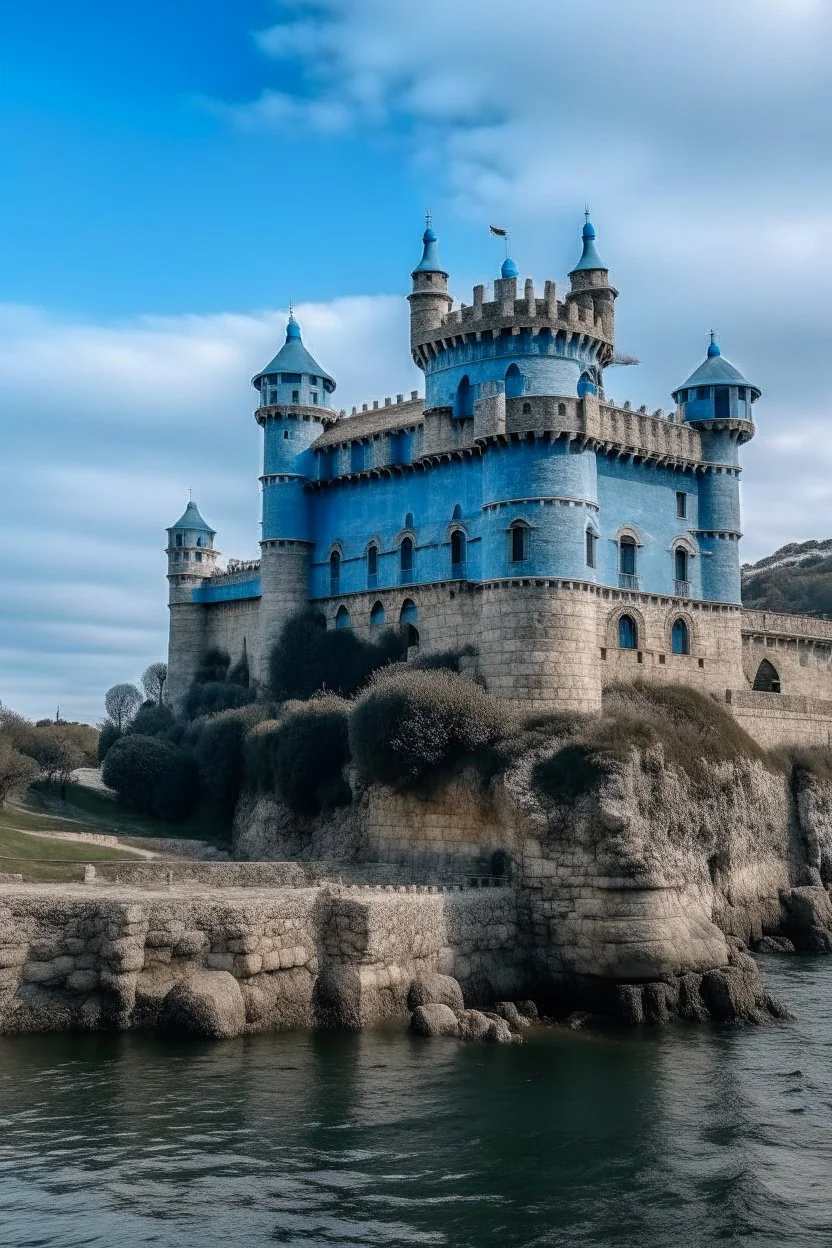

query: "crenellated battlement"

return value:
[411, 275, 615, 366]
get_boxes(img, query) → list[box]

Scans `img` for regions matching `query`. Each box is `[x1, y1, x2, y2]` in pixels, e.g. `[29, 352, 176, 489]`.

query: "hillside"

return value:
[742, 540, 832, 615]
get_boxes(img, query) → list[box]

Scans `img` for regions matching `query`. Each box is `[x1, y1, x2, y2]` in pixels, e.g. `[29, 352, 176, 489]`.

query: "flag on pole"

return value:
[489, 225, 508, 237]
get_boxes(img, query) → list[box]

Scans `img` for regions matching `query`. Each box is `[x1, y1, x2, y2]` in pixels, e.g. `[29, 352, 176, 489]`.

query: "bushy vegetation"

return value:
[190, 704, 269, 815]
[269, 610, 406, 701]
[184, 645, 256, 719]
[349, 667, 510, 787]
[409, 645, 478, 674]
[0, 706, 98, 802]
[128, 702, 175, 738]
[102, 734, 197, 821]
[742, 544, 832, 616]
[533, 683, 766, 803]
[245, 697, 350, 814]
[97, 721, 122, 762]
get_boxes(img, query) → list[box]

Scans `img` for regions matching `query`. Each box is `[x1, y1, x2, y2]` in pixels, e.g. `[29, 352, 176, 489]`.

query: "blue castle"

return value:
[165, 215, 764, 716]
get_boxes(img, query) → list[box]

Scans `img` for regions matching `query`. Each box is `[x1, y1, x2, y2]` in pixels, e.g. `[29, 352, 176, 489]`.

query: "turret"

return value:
[408, 218, 452, 353]
[165, 500, 219, 603]
[567, 211, 617, 342]
[253, 313, 337, 682]
[672, 334, 760, 605]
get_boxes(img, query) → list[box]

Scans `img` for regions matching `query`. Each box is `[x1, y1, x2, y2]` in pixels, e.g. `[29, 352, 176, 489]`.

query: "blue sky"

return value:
[2, 0, 832, 722]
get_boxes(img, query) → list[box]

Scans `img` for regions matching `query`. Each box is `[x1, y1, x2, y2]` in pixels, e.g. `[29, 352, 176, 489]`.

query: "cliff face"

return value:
[235, 744, 832, 1022]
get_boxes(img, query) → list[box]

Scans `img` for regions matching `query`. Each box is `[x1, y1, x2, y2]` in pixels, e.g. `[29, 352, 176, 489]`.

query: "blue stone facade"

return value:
[165, 218, 762, 713]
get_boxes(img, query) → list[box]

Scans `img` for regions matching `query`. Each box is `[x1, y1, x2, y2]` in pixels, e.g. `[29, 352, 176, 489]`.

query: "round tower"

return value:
[408, 218, 452, 354]
[567, 211, 617, 347]
[165, 500, 219, 603]
[253, 313, 337, 685]
[672, 333, 759, 603]
[165, 499, 218, 712]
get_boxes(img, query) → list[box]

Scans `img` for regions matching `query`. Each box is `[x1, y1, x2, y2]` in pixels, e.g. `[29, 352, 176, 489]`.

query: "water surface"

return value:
[0, 956, 830, 1247]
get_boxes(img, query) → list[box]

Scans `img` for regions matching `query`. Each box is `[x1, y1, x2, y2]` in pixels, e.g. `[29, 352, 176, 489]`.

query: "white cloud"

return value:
[0, 295, 420, 723]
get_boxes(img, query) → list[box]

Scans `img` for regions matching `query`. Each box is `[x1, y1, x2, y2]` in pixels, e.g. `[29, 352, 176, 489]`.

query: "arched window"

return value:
[619, 535, 638, 587]
[456, 375, 474, 418]
[451, 530, 466, 576]
[329, 550, 341, 594]
[586, 528, 597, 569]
[400, 599, 419, 650]
[367, 542, 378, 588]
[370, 601, 385, 628]
[335, 605, 351, 630]
[671, 618, 690, 655]
[618, 614, 638, 650]
[400, 536, 414, 583]
[509, 520, 529, 564]
[674, 547, 689, 590]
[196, 535, 205, 548]
[753, 659, 781, 693]
[505, 363, 524, 398]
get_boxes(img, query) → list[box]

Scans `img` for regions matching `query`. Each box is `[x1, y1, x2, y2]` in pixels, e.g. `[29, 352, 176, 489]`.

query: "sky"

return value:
[2, 0, 831, 723]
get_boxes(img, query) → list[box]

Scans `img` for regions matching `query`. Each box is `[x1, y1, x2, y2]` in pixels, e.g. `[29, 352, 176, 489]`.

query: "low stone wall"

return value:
[0, 882, 520, 1037]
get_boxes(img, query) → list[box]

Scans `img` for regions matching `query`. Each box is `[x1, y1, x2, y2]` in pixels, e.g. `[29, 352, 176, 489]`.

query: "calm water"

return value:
[0, 958, 830, 1248]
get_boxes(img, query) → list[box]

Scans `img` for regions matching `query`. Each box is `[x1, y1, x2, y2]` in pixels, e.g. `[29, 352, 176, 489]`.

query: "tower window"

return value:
[618, 615, 638, 650]
[284, 429, 289, 439]
[678, 389, 687, 404]
[737, 387, 746, 400]
[671, 618, 690, 655]
[586, 529, 597, 569]
[292, 390, 300, 404]
[400, 537, 414, 582]
[311, 392, 318, 405]
[309, 376, 317, 386]
[696, 387, 708, 400]
[330, 550, 341, 594]
[510, 521, 529, 563]
[367, 543, 378, 588]
[619, 536, 636, 576]
[714, 387, 730, 419]
[195, 552, 202, 563]
[676, 491, 687, 519]
[674, 547, 689, 584]
[175, 534, 183, 547]
[451, 529, 466, 575]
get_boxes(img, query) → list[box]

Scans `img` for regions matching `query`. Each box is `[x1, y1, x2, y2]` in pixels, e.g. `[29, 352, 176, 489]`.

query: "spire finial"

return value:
[585, 203, 591, 223]
[708, 329, 720, 358]
[425, 209, 432, 229]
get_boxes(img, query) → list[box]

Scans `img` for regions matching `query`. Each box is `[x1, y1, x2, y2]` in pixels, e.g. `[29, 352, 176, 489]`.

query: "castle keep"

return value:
[165, 217, 832, 746]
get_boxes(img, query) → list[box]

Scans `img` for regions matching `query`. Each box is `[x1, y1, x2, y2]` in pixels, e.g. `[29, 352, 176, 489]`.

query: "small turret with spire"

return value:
[408, 213, 452, 355]
[567, 208, 617, 339]
[165, 497, 219, 603]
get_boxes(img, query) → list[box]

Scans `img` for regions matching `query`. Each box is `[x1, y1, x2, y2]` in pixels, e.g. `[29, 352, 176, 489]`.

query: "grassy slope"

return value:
[0, 806, 145, 883]
[30, 783, 230, 844]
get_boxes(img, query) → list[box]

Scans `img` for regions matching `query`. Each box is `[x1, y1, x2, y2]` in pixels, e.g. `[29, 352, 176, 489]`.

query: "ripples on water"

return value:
[0, 956, 830, 1247]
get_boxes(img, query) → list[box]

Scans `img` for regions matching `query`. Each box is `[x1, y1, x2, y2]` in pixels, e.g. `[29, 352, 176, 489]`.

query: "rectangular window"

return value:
[510, 525, 528, 563]
[737, 387, 746, 400]
[676, 491, 687, 519]
[195, 552, 202, 563]
[696, 387, 708, 400]
[585, 530, 597, 569]
[308, 376, 317, 386]
[292, 390, 300, 404]
[714, 387, 730, 419]
[311, 392, 318, 405]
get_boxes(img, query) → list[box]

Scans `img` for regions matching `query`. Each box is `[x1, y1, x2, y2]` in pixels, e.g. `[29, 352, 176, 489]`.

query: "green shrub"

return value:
[409, 645, 478, 673]
[269, 610, 406, 700]
[192, 705, 269, 813]
[244, 719, 282, 794]
[97, 721, 122, 762]
[184, 680, 255, 720]
[533, 744, 608, 802]
[127, 702, 175, 738]
[102, 734, 197, 821]
[273, 697, 351, 814]
[194, 647, 231, 684]
[349, 668, 509, 787]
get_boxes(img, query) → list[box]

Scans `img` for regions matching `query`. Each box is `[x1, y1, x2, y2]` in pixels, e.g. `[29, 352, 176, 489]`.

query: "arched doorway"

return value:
[753, 658, 780, 693]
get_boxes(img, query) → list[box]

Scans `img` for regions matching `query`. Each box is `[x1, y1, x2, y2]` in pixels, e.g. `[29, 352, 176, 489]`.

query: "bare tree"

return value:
[141, 662, 168, 705]
[0, 735, 38, 808]
[104, 683, 142, 732]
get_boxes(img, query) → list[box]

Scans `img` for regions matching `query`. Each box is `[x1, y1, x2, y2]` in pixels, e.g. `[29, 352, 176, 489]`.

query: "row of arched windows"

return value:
[334, 598, 420, 648]
[329, 528, 469, 593]
[617, 614, 690, 656]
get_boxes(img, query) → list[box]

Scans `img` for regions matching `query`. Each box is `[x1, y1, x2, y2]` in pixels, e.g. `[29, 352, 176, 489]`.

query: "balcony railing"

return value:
[618, 572, 640, 591]
[675, 579, 691, 597]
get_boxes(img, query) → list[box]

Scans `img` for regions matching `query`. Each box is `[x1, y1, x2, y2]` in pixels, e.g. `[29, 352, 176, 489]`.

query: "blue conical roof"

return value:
[570, 213, 607, 273]
[672, 334, 760, 400]
[169, 500, 215, 534]
[253, 315, 335, 392]
[413, 222, 447, 275]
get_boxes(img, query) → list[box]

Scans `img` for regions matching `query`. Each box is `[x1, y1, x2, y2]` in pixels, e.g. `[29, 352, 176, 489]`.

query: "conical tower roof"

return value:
[570, 212, 607, 273]
[672, 334, 760, 401]
[253, 315, 335, 393]
[168, 500, 215, 535]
